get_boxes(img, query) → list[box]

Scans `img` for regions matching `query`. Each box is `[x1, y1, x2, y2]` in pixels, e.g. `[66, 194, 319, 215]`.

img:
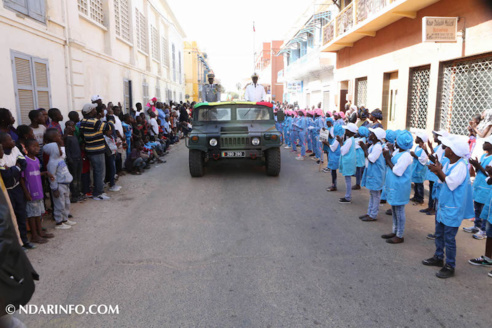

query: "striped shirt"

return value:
[79, 118, 107, 155]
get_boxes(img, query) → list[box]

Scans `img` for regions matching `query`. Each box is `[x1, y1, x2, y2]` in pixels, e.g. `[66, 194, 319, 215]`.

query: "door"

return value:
[388, 72, 398, 123]
[340, 89, 348, 112]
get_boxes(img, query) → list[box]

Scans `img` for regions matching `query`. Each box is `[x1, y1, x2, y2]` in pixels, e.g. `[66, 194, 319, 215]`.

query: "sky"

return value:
[167, 0, 315, 92]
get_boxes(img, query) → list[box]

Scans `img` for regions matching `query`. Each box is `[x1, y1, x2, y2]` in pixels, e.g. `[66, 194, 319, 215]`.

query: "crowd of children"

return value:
[0, 96, 193, 250]
[275, 102, 492, 279]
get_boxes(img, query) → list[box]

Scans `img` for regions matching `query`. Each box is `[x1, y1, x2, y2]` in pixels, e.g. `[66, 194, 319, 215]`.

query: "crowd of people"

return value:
[273, 100, 492, 279]
[0, 96, 194, 250]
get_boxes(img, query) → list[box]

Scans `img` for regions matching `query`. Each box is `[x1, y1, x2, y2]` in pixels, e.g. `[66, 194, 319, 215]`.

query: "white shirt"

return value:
[435, 144, 445, 161]
[329, 140, 339, 152]
[0, 146, 23, 167]
[444, 160, 467, 191]
[354, 137, 362, 150]
[366, 143, 383, 166]
[149, 118, 159, 136]
[245, 83, 266, 102]
[31, 125, 46, 146]
[340, 137, 353, 156]
[414, 146, 428, 165]
[114, 116, 124, 137]
[392, 151, 413, 177]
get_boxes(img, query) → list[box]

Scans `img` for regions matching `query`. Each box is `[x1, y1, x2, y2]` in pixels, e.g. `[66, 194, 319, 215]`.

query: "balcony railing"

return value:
[323, 0, 399, 45]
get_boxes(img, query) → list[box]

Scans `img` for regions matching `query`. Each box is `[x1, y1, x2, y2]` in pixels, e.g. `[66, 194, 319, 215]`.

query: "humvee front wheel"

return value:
[265, 147, 281, 176]
[189, 150, 204, 177]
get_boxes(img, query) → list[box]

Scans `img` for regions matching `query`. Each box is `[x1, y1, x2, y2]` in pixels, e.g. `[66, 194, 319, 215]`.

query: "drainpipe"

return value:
[61, 0, 75, 111]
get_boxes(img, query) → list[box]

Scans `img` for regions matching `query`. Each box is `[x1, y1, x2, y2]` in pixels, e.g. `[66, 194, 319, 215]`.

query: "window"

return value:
[78, 0, 104, 25]
[197, 108, 232, 121]
[151, 26, 160, 61]
[407, 66, 430, 130]
[178, 51, 182, 84]
[156, 81, 161, 100]
[172, 44, 176, 82]
[4, 0, 46, 22]
[142, 80, 149, 105]
[123, 79, 132, 113]
[11, 51, 51, 124]
[237, 108, 270, 121]
[135, 8, 148, 53]
[161, 37, 169, 67]
[355, 77, 367, 107]
[114, 0, 130, 42]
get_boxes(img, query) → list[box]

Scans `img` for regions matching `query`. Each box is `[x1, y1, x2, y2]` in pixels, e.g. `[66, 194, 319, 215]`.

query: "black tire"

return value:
[265, 147, 281, 176]
[189, 150, 204, 177]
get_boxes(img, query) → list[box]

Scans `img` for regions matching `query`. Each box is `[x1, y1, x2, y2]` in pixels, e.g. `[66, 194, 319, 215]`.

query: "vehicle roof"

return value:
[194, 101, 273, 109]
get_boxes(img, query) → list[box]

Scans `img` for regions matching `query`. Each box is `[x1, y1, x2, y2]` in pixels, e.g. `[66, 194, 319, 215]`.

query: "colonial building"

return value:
[322, 0, 492, 134]
[1, 0, 186, 124]
[277, 2, 338, 112]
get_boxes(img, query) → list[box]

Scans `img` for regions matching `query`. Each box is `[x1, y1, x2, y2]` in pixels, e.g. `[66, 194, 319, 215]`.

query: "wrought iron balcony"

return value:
[322, 0, 441, 52]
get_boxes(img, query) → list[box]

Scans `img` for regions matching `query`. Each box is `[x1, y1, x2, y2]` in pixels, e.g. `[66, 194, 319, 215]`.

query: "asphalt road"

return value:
[18, 143, 492, 328]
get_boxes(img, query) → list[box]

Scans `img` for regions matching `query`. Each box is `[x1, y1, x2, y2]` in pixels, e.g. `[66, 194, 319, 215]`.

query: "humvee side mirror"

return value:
[277, 111, 285, 122]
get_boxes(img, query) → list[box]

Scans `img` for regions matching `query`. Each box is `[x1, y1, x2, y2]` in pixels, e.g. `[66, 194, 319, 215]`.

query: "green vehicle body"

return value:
[186, 101, 282, 177]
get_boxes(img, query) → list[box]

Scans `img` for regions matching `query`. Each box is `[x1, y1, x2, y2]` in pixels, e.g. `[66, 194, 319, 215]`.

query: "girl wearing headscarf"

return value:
[368, 109, 384, 129]
[381, 130, 414, 244]
[294, 111, 308, 160]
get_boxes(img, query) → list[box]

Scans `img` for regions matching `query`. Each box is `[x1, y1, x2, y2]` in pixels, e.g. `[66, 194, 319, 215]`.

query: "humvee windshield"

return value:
[195, 107, 271, 121]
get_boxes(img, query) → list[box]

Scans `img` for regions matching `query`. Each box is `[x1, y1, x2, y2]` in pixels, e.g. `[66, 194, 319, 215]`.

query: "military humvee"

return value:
[186, 101, 281, 177]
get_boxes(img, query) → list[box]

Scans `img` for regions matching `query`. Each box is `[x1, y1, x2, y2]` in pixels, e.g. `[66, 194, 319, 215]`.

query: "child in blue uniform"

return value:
[337, 123, 358, 203]
[325, 123, 343, 191]
[359, 128, 386, 221]
[468, 165, 492, 277]
[380, 130, 396, 205]
[423, 135, 474, 278]
[353, 126, 369, 190]
[381, 130, 414, 244]
[421, 131, 447, 215]
[463, 136, 492, 240]
[295, 111, 308, 160]
[410, 132, 429, 205]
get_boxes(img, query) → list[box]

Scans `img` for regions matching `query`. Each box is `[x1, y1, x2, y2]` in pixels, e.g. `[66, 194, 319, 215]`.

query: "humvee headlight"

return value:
[209, 138, 218, 146]
[252, 138, 260, 146]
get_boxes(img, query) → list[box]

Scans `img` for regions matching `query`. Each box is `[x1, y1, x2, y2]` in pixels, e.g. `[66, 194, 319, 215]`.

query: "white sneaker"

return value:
[109, 185, 122, 192]
[64, 219, 77, 226]
[55, 223, 72, 230]
[473, 230, 486, 240]
[284, 146, 291, 149]
[93, 194, 111, 200]
[295, 156, 305, 161]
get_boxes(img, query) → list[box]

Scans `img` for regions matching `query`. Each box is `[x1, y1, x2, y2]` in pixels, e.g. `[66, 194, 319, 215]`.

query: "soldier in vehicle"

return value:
[202, 73, 221, 102]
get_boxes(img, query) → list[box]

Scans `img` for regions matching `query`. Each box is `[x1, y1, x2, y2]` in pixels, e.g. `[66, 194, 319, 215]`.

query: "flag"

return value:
[253, 22, 255, 32]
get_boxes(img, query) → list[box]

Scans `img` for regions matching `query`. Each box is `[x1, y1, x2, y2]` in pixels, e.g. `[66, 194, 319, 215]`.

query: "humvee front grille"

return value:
[220, 136, 250, 147]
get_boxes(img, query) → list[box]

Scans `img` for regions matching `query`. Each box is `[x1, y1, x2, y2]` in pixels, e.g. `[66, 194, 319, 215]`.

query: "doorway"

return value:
[382, 72, 398, 127]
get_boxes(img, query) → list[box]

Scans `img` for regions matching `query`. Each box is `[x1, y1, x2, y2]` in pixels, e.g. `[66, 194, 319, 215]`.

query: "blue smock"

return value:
[361, 142, 385, 191]
[472, 154, 492, 204]
[386, 150, 412, 206]
[355, 137, 366, 168]
[411, 146, 427, 183]
[437, 159, 475, 227]
[339, 137, 356, 176]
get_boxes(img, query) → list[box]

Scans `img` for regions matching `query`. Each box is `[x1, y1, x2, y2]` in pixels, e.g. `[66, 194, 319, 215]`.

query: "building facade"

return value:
[1, 0, 186, 124]
[184, 41, 212, 102]
[321, 0, 492, 134]
[277, 2, 338, 112]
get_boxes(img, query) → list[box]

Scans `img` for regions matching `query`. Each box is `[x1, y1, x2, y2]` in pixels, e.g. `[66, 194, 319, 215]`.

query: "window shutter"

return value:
[32, 59, 51, 110]
[13, 55, 34, 124]
[27, 0, 45, 22]
[5, 0, 28, 15]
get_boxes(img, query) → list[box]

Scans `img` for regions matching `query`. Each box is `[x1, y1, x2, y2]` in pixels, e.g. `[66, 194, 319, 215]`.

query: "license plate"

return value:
[222, 151, 245, 158]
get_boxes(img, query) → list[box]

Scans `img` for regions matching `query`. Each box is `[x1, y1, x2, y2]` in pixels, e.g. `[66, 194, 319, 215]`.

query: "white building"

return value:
[0, 0, 186, 124]
[277, 2, 338, 112]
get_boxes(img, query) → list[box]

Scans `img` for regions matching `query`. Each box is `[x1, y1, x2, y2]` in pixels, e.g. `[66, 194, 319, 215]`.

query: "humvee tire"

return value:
[265, 147, 281, 176]
[189, 149, 204, 177]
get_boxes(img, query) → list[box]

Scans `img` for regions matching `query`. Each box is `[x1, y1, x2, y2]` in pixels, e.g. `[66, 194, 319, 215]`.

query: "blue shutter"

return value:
[5, 0, 28, 15]
[27, 0, 46, 22]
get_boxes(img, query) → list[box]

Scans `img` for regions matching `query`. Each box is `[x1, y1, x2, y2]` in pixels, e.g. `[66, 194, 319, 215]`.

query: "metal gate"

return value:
[355, 77, 367, 107]
[407, 66, 430, 130]
[438, 54, 492, 135]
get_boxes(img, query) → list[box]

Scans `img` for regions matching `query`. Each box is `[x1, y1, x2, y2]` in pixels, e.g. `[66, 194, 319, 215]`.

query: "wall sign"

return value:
[423, 17, 458, 42]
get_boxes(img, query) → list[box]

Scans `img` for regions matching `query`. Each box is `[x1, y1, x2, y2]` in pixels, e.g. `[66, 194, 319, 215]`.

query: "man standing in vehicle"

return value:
[202, 73, 221, 102]
[245, 73, 266, 102]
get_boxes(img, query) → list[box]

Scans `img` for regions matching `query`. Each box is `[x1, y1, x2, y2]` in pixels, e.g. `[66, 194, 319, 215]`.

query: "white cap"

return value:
[342, 123, 358, 134]
[433, 130, 449, 137]
[416, 131, 429, 143]
[91, 94, 102, 102]
[439, 134, 469, 158]
[369, 127, 386, 142]
[350, 105, 358, 111]
[82, 103, 97, 114]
